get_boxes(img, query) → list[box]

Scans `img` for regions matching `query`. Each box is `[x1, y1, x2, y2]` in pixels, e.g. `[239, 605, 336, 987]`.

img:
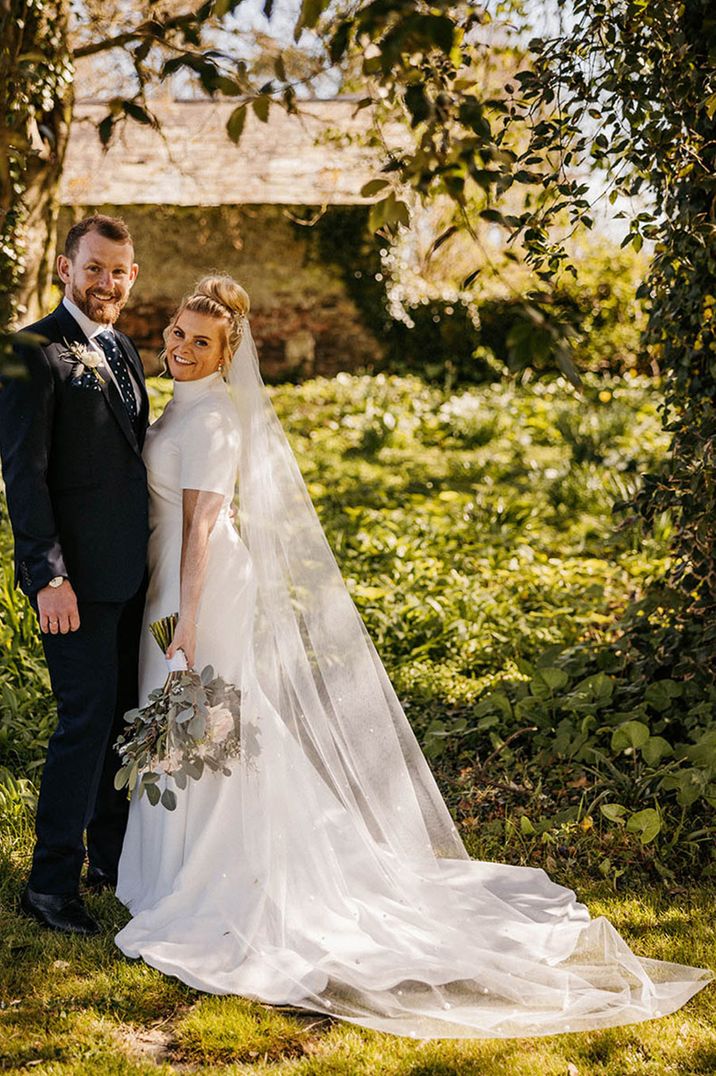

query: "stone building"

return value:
[58, 97, 399, 378]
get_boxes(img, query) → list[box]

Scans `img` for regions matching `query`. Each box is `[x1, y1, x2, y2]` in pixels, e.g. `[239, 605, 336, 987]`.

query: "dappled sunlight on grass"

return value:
[0, 869, 713, 1074]
[2, 373, 713, 1073]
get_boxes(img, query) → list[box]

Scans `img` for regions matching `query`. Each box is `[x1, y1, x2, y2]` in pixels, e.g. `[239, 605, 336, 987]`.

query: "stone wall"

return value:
[56, 204, 384, 380]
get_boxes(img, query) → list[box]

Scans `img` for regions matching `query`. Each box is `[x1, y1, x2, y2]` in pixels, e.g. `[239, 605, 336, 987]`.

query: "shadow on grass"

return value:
[1, 793, 714, 1075]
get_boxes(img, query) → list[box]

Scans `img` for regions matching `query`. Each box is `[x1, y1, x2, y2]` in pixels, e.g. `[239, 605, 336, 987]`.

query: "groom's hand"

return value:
[37, 580, 80, 635]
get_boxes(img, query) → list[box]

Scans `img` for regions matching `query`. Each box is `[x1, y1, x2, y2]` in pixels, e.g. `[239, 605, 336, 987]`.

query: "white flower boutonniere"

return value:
[62, 339, 106, 385]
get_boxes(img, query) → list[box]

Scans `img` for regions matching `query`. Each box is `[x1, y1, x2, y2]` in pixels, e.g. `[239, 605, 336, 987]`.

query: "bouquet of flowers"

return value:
[114, 614, 258, 810]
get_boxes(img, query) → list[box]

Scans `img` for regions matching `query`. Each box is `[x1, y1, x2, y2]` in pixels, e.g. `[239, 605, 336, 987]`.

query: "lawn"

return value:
[1, 371, 713, 1073]
[1, 811, 714, 1074]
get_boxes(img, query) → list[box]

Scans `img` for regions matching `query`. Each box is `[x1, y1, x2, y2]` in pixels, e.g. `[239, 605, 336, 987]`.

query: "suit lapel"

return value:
[52, 302, 91, 347]
[98, 371, 141, 455]
[52, 303, 142, 457]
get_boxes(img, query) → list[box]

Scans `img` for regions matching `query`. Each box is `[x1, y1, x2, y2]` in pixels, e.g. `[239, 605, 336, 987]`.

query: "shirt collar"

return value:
[62, 296, 115, 341]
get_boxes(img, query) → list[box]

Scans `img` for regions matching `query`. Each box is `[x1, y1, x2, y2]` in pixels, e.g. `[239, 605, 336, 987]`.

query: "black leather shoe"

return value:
[20, 886, 101, 936]
[85, 866, 117, 894]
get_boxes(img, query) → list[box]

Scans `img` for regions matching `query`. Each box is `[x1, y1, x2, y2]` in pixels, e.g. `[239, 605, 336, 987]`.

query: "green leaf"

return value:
[415, 14, 455, 54]
[145, 782, 161, 806]
[252, 96, 270, 123]
[405, 84, 431, 127]
[480, 209, 505, 224]
[274, 53, 286, 81]
[611, 720, 650, 753]
[161, 787, 177, 811]
[212, 76, 243, 97]
[645, 680, 682, 712]
[122, 100, 154, 126]
[98, 115, 115, 147]
[368, 193, 409, 232]
[600, 803, 627, 824]
[641, 736, 673, 766]
[329, 19, 354, 63]
[294, 0, 327, 39]
[537, 667, 570, 691]
[476, 690, 512, 719]
[627, 808, 661, 845]
[519, 815, 536, 835]
[113, 763, 131, 791]
[360, 179, 390, 198]
[226, 105, 247, 143]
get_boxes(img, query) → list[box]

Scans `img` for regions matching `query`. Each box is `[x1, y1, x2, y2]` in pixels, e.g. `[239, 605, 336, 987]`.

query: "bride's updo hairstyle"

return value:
[168, 274, 250, 372]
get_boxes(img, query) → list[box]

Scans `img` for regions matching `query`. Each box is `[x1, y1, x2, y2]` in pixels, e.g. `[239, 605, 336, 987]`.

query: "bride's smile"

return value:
[165, 309, 227, 381]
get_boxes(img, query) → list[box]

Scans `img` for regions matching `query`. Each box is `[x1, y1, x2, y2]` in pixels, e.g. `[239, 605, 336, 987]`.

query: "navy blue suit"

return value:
[0, 302, 150, 893]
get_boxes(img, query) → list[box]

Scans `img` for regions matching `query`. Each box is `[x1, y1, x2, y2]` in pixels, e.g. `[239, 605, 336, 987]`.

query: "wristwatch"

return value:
[48, 576, 66, 589]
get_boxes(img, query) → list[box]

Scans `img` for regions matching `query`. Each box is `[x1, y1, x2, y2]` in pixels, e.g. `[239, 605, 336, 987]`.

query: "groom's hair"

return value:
[64, 214, 134, 261]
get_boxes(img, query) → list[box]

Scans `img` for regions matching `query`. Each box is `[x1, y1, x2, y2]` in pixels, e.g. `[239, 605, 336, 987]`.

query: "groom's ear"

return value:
[56, 253, 71, 286]
[128, 262, 139, 288]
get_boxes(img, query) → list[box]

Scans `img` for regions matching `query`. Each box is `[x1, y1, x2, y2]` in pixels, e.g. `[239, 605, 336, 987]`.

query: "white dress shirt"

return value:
[62, 296, 142, 410]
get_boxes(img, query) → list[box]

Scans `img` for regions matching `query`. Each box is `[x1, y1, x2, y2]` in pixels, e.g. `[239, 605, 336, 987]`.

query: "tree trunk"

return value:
[15, 88, 74, 327]
[0, 0, 73, 331]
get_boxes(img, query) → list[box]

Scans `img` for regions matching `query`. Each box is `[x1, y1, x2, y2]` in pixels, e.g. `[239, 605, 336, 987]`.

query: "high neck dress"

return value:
[116, 372, 254, 913]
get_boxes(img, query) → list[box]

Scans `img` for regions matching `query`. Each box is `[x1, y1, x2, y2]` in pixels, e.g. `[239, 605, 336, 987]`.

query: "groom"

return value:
[0, 214, 150, 935]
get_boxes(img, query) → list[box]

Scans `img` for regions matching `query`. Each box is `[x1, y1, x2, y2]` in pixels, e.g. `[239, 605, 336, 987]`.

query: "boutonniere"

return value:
[62, 339, 106, 385]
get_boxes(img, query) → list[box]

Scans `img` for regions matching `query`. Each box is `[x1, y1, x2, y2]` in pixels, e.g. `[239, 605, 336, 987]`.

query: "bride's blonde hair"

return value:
[165, 274, 250, 372]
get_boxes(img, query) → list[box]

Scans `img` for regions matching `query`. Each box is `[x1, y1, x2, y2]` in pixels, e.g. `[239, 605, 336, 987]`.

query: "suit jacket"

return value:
[0, 302, 150, 602]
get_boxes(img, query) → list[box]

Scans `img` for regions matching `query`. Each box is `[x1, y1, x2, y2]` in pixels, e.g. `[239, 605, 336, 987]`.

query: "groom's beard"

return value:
[71, 284, 127, 325]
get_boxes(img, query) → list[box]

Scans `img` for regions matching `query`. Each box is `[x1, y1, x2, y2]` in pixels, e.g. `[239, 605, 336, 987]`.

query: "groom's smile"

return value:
[57, 230, 138, 326]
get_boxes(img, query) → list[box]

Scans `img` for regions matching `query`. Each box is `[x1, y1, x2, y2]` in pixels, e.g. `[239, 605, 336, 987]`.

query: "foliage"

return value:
[264, 371, 713, 879]
[0, 519, 54, 778]
[0, 0, 73, 326]
[478, 245, 649, 379]
[306, 207, 645, 383]
[6, 370, 704, 879]
[115, 659, 253, 812]
[503, 0, 716, 670]
[0, 0, 326, 328]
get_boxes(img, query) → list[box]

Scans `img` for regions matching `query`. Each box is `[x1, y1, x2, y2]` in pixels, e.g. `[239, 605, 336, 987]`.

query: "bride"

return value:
[115, 275, 711, 1039]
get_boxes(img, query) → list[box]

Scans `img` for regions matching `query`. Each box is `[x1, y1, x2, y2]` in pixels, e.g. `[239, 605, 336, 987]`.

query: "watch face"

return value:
[49, 577, 64, 588]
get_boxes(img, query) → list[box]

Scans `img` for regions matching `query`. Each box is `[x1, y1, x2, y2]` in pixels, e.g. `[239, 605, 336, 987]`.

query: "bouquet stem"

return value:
[149, 613, 181, 693]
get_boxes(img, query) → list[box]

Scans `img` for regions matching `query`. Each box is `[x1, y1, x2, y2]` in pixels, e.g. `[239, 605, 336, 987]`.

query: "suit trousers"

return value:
[29, 583, 146, 894]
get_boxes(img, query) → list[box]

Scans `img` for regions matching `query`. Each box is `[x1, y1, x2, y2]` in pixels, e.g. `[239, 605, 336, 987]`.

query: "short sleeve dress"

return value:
[118, 370, 256, 909]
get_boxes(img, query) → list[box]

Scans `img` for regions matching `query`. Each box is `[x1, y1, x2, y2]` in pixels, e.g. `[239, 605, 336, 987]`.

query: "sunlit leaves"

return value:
[360, 178, 390, 198]
[293, 0, 330, 41]
[368, 192, 410, 232]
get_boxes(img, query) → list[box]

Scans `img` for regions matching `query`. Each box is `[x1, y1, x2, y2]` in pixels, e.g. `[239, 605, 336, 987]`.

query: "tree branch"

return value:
[73, 6, 213, 60]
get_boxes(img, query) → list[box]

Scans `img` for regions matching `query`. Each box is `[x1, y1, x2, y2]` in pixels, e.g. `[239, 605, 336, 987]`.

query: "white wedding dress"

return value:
[115, 359, 711, 1039]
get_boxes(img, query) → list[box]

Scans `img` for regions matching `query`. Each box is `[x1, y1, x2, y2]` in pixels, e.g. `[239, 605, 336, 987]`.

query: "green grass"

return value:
[1, 371, 714, 1072]
[0, 829, 714, 1075]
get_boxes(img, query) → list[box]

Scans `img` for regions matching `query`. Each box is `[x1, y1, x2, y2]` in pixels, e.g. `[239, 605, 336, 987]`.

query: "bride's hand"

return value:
[167, 618, 196, 668]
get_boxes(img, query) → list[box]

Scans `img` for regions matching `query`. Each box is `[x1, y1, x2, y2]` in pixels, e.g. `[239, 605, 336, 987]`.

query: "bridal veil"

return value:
[117, 319, 712, 1039]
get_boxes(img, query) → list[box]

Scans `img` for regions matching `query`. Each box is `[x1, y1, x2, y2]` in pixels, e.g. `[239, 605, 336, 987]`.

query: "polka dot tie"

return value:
[95, 330, 138, 424]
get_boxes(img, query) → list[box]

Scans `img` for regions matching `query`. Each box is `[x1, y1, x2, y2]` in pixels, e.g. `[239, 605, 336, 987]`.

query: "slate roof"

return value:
[60, 97, 398, 206]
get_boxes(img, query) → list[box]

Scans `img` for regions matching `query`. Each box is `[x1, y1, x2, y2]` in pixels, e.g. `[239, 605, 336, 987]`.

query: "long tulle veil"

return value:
[119, 320, 711, 1039]
[228, 321, 467, 866]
